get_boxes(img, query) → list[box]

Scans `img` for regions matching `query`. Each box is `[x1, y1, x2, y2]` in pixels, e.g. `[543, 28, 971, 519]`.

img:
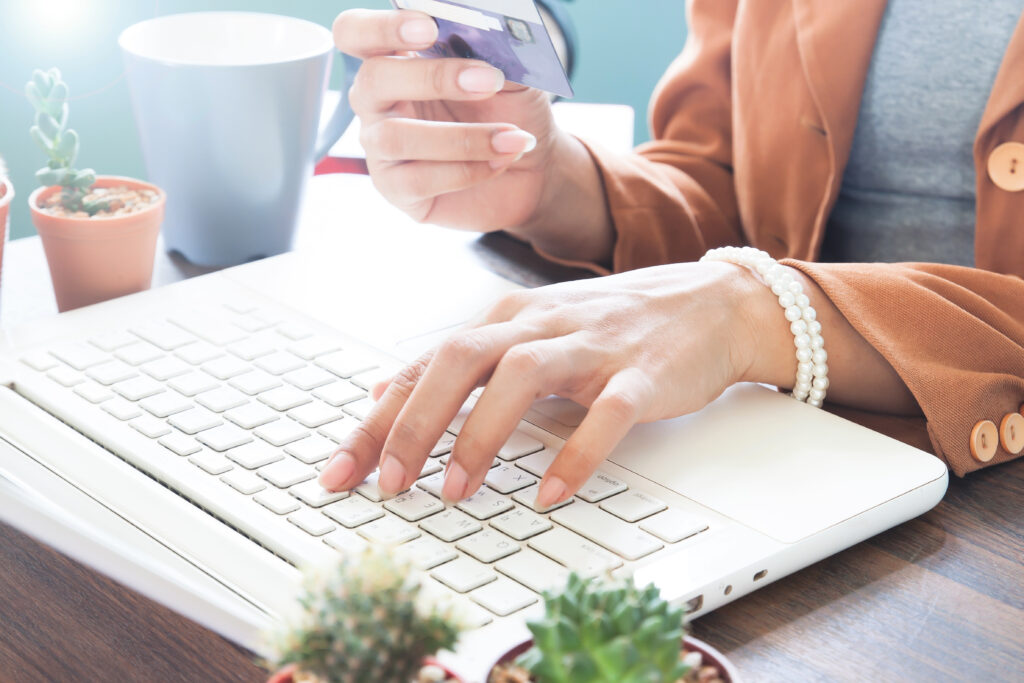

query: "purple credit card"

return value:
[391, 0, 574, 98]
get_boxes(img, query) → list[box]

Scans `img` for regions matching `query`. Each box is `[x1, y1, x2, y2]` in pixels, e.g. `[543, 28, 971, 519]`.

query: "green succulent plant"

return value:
[26, 67, 109, 215]
[516, 573, 691, 683]
[272, 548, 464, 683]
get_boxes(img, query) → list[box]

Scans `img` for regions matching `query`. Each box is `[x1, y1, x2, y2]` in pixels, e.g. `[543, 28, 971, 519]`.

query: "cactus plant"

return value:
[512, 573, 692, 683]
[270, 548, 465, 683]
[25, 68, 109, 216]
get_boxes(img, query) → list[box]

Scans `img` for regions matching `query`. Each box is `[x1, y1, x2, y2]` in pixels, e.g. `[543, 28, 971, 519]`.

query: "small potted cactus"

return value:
[0, 154, 12, 298]
[265, 548, 466, 683]
[26, 67, 165, 312]
[488, 574, 738, 683]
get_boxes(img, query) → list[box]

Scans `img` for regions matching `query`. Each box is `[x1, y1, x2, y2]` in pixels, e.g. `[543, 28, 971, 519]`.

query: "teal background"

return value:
[0, 1, 687, 241]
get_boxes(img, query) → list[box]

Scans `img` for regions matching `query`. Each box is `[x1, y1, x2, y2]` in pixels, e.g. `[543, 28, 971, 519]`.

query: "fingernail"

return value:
[378, 456, 407, 495]
[536, 476, 567, 509]
[492, 130, 536, 155]
[399, 18, 437, 46]
[458, 67, 504, 93]
[442, 461, 470, 503]
[319, 452, 356, 490]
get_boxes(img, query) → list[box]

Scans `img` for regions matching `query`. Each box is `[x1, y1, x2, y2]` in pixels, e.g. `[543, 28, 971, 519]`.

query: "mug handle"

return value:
[313, 53, 362, 162]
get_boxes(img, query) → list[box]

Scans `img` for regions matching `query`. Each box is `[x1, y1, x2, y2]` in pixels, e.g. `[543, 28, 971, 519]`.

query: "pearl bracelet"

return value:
[700, 246, 829, 407]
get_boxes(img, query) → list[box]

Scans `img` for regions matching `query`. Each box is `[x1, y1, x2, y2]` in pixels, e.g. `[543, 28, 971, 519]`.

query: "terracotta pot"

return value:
[488, 635, 741, 682]
[28, 176, 165, 312]
[0, 178, 12, 297]
[266, 657, 464, 682]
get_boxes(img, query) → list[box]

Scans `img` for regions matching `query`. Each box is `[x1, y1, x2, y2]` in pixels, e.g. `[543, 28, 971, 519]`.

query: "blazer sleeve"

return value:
[582, 0, 744, 273]
[784, 259, 1024, 477]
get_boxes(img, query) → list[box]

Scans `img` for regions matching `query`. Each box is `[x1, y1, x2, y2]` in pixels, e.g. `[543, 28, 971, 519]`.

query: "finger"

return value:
[318, 350, 433, 492]
[536, 369, 654, 508]
[376, 321, 548, 497]
[332, 9, 438, 58]
[369, 159, 516, 213]
[349, 56, 504, 115]
[361, 119, 537, 163]
[444, 334, 600, 502]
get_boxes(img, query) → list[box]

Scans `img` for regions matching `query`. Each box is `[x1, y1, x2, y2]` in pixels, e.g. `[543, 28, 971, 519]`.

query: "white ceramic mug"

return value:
[120, 12, 351, 266]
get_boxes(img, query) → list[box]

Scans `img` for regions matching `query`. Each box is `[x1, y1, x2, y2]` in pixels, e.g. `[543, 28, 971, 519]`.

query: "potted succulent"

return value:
[25, 67, 165, 312]
[488, 573, 739, 683]
[265, 548, 466, 683]
[0, 155, 11, 295]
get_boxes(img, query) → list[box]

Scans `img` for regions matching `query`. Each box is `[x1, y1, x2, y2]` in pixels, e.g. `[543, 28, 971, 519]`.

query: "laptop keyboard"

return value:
[16, 301, 712, 627]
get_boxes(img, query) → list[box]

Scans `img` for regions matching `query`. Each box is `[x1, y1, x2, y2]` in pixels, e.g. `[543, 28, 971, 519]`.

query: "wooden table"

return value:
[1, 176, 1022, 682]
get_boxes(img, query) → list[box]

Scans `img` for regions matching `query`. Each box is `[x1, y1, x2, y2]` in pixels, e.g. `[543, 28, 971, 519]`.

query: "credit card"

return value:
[391, 0, 574, 98]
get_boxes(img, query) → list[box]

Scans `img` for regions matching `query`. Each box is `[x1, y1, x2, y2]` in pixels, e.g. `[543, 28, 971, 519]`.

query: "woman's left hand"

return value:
[319, 261, 771, 508]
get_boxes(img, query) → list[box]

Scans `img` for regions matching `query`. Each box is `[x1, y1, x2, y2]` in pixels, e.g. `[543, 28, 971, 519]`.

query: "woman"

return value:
[319, 1, 1024, 510]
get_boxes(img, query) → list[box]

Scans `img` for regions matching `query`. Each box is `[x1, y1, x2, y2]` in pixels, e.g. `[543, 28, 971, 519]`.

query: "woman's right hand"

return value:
[333, 9, 614, 263]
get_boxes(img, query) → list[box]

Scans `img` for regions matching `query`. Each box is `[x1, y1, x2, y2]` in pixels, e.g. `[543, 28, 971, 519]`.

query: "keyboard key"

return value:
[490, 507, 553, 541]
[470, 578, 538, 617]
[323, 496, 384, 528]
[354, 471, 387, 502]
[529, 527, 622, 575]
[498, 430, 545, 461]
[221, 469, 267, 495]
[457, 529, 521, 564]
[312, 380, 365, 406]
[197, 423, 253, 452]
[168, 371, 219, 397]
[512, 487, 574, 514]
[223, 300, 258, 315]
[314, 349, 377, 378]
[170, 314, 246, 346]
[255, 488, 301, 515]
[86, 360, 138, 386]
[341, 397, 376, 421]
[115, 342, 164, 367]
[174, 340, 224, 365]
[224, 402, 280, 429]
[639, 509, 709, 543]
[323, 530, 369, 557]
[384, 489, 445, 522]
[73, 382, 114, 404]
[290, 479, 349, 507]
[112, 376, 164, 401]
[51, 343, 108, 370]
[158, 431, 201, 456]
[189, 451, 234, 475]
[259, 458, 316, 488]
[139, 392, 193, 418]
[456, 599, 493, 628]
[600, 491, 667, 523]
[283, 366, 336, 391]
[227, 336, 277, 361]
[288, 508, 336, 537]
[276, 321, 314, 340]
[88, 330, 137, 352]
[288, 336, 343, 360]
[195, 386, 248, 413]
[131, 322, 195, 351]
[255, 418, 310, 447]
[438, 454, 500, 469]
[514, 449, 556, 478]
[419, 460, 443, 478]
[168, 407, 223, 434]
[47, 366, 84, 387]
[140, 356, 191, 381]
[221, 473, 266, 493]
[552, 505, 662, 561]
[129, 415, 171, 438]
[20, 351, 58, 371]
[419, 508, 481, 542]
[235, 311, 278, 332]
[485, 465, 538, 494]
[229, 370, 283, 396]
[258, 385, 311, 412]
[255, 351, 305, 376]
[201, 355, 251, 380]
[226, 441, 283, 469]
[417, 472, 446, 499]
[350, 366, 397, 391]
[576, 471, 628, 503]
[431, 556, 496, 593]
[357, 516, 420, 545]
[285, 435, 337, 464]
[431, 432, 457, 457]
[288, 401, 345, 429]
[398, 536, 458, 570]
[102, 398, 143, 421]
[495, 549, 570, 595]
[318, 417, 361, 443]
[457, 488, 516, 520]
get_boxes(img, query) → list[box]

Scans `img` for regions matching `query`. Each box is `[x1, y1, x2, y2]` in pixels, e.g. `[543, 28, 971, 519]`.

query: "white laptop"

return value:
[0, 176, 947, 680]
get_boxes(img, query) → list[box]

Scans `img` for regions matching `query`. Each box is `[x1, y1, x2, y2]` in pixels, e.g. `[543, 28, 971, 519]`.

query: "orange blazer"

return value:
[577, 0, 1024, 476]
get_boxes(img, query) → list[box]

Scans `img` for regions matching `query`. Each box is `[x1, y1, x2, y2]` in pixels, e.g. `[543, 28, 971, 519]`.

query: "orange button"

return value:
[988, 142, 1024, 192]
[970, 420, 998, 463]
[999, 413, 1024, 455]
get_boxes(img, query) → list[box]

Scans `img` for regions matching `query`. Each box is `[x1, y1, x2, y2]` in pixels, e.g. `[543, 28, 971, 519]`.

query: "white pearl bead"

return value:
[813, 377, 830, 390]
[813, 362, 829, 377]
[808, 320, 822, 336]
[771, 281, 786, 296]
[768, 264, 786, 281]
[778, 292, 796, 308]
[755, 262, 771, 275]
[810, 335, 825, 350]
[785, 305, 802, 322]
[794, 333, 811, 349]
[793, 388, 809, 400]
[809, 388, 825, 401]
[790, 320, 808, 336]
[802, 306, 817, 322]
[787, 280, 802, 295]
[796, 347, 813, 363]
[796, 371, 812, 384]
[808, 398, 823, 408]
[795, 293, 810, 308]
[812, 348, 828, 364]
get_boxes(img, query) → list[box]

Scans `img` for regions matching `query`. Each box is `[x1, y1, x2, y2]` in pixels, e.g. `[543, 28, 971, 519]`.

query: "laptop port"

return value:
[683, 595, 703, 613]
[754, 569, 768, 581]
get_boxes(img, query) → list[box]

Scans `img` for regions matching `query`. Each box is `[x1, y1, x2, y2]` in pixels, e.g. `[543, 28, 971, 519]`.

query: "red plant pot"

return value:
[267, 657, 465, 683]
